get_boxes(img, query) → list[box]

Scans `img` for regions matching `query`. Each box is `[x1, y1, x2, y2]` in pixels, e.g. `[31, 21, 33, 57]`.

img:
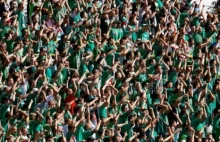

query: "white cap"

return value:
[32, 88, 38, 92]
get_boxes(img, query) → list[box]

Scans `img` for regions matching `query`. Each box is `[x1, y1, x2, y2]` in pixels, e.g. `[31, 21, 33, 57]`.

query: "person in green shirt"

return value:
[16, 3, 26, 36]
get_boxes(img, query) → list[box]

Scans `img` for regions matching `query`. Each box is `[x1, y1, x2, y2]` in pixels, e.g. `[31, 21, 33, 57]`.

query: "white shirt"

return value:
[63, 124, 69, 136]
[19, 79, 28, 95]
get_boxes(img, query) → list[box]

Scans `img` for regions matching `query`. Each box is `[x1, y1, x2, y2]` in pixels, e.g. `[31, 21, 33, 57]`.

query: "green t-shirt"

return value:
[33, 39, 43, 54]
[168, 70, 178, 84]
[179, 12, 189, 27]
[118, 112, 130, 124]
[191, 17, 200, 26]
[137, 30, 149, 42]
[75, 124, 84, 141]
[68, 0, 77, 9]
[110, 28, 120, 41]
[101, 70, 112, 87]
[66, 131, 75, 140]
[29, 120, 44, 136]
[98, 104, 108, 118]
[69, 49, 82, 69]
[85, 41, 95, 53]
[72, 13, 81, 23]
[122, 123, 133, 141]
[44, 40, 57, 54]
[152, 41, 163, 57]
[193, 33, 203, 44]
[29, 2, 40, 18]
[83, 130, 93, 140]
[17, 11, 26, 35]
[5, 39, 14, 54]
[79, 63, 88, 77]
[0, 104, 10, 120]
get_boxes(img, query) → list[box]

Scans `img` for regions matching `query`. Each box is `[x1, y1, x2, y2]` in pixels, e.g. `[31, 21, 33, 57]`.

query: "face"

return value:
[189, 40, 194, 46]
[49, 101, 56, 108]
[46, 138, 54, 142]
[47, 116, 53, 124]
[191, 26, 196, 32]
[124, 105, 129, 112]
[168, 82, 173, 88]
[67, 89, 73, 95]
[116, 72, 122, 78]
[21, 128, 28, 135]
[8, 78, 14, 86]
[0, 42, 6, 50]
[19, 4, 24, 10]
[48, 89, 54, 95]
[47, 14, 52, 19]
[156, 66, 163, 74]
[64, 17, 70, 24]
[179, 73, 185, 79]
[11, 1, 18, 8]
[11, 127, 17, 134]
[65, 104, 71, 110]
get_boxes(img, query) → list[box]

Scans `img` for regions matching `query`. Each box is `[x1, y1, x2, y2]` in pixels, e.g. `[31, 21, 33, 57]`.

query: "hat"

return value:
[16, 89, 22, 94]
[206, 125, 213, 134]
[32, 88, 39, 93]
[16, 36, 23, 41]
[179, 103, 186, 109]
[35, 125, 43, 132]
[3, 95, 10, 100]
[196, 123, 204, 131]
[180, 134, 187, 140]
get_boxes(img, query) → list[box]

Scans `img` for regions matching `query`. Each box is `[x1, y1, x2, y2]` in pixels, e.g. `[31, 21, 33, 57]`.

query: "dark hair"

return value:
[45, 135, 53, 140]
[33, 6, 40, 12]
[18, 3, 23, 8]
[154, 64, 161, 70]
[80, 11, 86, 18]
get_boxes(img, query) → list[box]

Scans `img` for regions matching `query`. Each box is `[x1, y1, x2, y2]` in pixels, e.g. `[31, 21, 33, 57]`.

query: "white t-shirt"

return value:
[63, 124, 69, 136]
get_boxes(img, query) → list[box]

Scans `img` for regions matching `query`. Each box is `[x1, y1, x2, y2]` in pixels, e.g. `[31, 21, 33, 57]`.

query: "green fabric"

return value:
[191, 17, 200, 26]
[5, 39, 14, 54]
[0, 104, 10, 120]
[29, 2, 40, 17]
[79, 63, 88, 77]
[0, 25, 10, 39]
[101, 70, 112, 87]
[196, 123, 204, 131]
[98, 104, 107, 118]
[168, 70, 178, 84]
[68, 0, 77, 9]
[17, 11, 26, 35]
[103, 45, 115, 66]
[33, 39, 43, 54]
[75, 124, 84, 141]
[73, 13, 81, 23]
[193, 33, 203, 44]
[152, 41, 163, 57]
[83, 130, 93, 139]
[85, 41, 95, 53]
[66, 131, 75, 140]
[137, 30, 149, 42]
[110, 28, 120, 41]
[118, 112, 130, 124]
[122, 123, 133, 141]
[179, 12, 189, 27]
[156, 0, 163, 9]
[69, 49, 82, 69]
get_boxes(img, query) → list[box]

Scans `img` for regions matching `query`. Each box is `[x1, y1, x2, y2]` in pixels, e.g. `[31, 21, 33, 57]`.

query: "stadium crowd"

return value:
[0, 0, 219, 141]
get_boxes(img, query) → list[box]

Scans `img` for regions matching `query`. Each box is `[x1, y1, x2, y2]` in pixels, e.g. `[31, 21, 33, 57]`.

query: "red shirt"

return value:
[64, 95, 76, 114]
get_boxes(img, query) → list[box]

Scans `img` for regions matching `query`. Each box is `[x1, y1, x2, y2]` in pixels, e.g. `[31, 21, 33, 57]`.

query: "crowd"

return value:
[0, 0, 219, 141]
